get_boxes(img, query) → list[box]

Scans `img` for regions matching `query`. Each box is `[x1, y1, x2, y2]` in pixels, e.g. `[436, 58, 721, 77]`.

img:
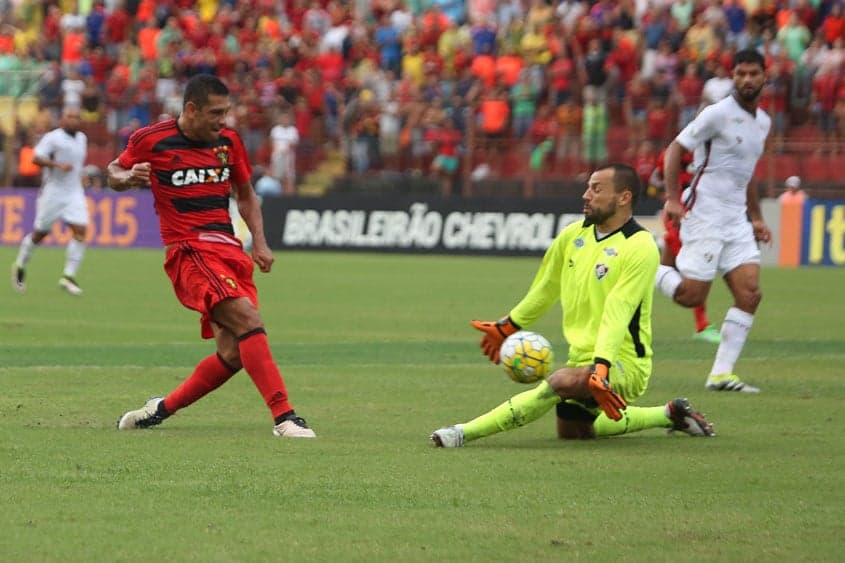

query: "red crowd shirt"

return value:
[117, 119, 252, 246]
[655, 147, 695, 197]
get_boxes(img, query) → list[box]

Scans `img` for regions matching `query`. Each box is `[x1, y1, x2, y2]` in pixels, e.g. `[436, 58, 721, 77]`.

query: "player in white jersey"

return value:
[655, 49, 771, 393]
[12, 107, 89, 296]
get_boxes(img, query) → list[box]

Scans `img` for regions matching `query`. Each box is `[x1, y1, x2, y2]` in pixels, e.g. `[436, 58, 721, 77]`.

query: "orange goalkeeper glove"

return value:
[587, 361, 627, 421]
[470, 316, 521, 364]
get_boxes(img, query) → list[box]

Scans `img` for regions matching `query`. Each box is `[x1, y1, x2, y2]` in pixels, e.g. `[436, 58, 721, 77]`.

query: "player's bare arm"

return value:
[746, 180, 772, 244]
[33, 155, 73, 172]
[106, 159, 152, 191]
[662, 141, 686, 226]
[232, 179, 274, 273]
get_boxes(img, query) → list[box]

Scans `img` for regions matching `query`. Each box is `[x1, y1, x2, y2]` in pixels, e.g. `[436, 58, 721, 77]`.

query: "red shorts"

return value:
[164, 239, 258, 339]
[663, 216, 682, 257]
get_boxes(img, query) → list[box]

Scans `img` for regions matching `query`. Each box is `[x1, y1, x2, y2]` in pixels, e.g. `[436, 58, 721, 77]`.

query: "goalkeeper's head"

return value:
[583, 163, 642, 228]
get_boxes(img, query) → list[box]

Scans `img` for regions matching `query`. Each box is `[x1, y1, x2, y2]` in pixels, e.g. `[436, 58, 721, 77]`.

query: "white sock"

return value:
[709, 307, 754, 376]
[655, 264, 682, 300]
[63, 238, 86, 278]
[15, 233, 35, 268]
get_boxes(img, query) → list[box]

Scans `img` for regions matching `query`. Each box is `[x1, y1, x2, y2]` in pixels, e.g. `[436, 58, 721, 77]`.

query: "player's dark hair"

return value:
[598, 163, 642, 207]
[733, 49, 765, 70]
[183, 74, 229, 109]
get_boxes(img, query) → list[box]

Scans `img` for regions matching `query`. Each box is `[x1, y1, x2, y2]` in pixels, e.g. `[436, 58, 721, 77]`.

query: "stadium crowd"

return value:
[0, 0, 844, 193]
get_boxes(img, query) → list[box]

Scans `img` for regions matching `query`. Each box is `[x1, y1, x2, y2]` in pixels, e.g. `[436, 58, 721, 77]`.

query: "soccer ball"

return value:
[500, 331, 554, 384]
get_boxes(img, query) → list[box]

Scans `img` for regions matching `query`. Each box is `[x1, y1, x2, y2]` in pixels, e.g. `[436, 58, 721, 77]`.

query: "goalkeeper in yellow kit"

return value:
[431, 163, 714, 447]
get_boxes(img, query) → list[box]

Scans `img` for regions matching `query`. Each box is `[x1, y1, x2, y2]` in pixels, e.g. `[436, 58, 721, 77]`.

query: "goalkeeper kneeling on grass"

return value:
[431, 163, 715, 447]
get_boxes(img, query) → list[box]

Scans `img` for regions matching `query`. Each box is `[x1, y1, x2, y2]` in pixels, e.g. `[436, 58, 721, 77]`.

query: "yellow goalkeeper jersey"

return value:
[509, 217, 659, 367]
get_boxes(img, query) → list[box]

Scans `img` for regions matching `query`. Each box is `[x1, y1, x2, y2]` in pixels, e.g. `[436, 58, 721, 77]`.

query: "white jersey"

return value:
[675, 94, 770, 224]
[270, 125, 299, 155]
[33, 127, 88, 197]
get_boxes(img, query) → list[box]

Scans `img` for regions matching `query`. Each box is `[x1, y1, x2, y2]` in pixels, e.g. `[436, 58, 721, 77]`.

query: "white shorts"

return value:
[676, 214, 760, 281]
[33, 192, 89, 232]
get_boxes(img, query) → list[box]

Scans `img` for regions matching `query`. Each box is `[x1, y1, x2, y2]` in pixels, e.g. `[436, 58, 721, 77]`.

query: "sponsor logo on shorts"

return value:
[220, 275, 237, 289]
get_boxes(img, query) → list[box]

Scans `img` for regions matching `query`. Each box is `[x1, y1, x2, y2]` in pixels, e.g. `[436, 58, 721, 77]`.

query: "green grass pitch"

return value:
[1, 246, 843, 562]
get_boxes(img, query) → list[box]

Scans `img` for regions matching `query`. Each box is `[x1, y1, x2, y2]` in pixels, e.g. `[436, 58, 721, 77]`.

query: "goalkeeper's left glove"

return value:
[587, 361, 627, 421]
[470, 315, 521, 364]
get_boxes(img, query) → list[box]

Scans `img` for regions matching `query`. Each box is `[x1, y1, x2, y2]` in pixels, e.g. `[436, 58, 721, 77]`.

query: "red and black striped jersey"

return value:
[117, 119, 252, 245]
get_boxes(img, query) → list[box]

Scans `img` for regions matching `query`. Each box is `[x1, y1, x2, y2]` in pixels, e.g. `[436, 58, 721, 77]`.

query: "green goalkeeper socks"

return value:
[593, 406, 670, 437]
[462, 380, 561, 442]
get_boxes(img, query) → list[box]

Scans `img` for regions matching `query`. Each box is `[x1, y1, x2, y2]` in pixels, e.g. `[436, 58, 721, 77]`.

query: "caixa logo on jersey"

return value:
[169, 167, 230, 186]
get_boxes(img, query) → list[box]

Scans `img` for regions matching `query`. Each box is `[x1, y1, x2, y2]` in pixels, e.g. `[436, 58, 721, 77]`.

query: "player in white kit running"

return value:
[12, 107, 89, 296]
[655, 49, 772, 393]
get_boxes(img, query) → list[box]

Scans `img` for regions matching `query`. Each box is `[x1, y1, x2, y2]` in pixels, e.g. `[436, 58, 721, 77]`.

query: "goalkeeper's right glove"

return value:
[470, 316, 521, 364]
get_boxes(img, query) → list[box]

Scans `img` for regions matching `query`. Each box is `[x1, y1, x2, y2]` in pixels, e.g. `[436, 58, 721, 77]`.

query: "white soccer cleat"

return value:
[272, 414, 316, 438]
[705, 373, 760, 393]
[118, 397, 168, 430]
[11, 263, 25, 293]
[666, 398, 715, 437]
[430, 425, 465, 447]
[59, 276, 83, 296]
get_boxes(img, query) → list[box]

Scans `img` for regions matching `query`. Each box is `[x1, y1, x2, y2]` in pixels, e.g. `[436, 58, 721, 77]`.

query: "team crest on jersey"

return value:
[595, 263, 609, 280]
[574, 237, 585, 248]
[213, 145, 230, 165]
[603, 247, 618, 257]
[221, 275, 237, 289]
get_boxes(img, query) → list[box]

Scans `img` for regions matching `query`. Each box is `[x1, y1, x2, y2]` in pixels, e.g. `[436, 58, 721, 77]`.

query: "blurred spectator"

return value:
[547, 47, 575, 105]
[723, 0, 749, 48]
[86, 1, 107, 48]
[118, 118, 141, 150]
[61, 66, 85, 110]
[478, 85, 510, 144]
[700, 63, 733, 107]
[581, 87, 607, 170]
[671, 0, 694, 30]
[14, 133, 41, 188]
[254, 166, 283, 198]
[580, 38, 608, 99]
[645, 98, 671, 145]
[779, 175, 807, 203]
[375, 14, 402, 76]
[510, 70, 538, 138]
[270, 112, 300, 195]
[623, 72, 651, 147]
[811, 63, 840, 153]
[821, 4, 845, 47]
[685, 13, 718, 62]
[555, 98, 582, 162]
[778, 12, 812, 64]
[380, 93, 401, 162]
[634, 140, 657, 190]
[426, 115, 462, 196]
[676, 63, 703, 130]
[760, 60, 791, 152]
[80, 76, 102, 122]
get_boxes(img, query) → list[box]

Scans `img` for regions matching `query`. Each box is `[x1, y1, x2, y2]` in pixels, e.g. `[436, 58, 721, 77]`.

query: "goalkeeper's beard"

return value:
[584, 200, 617, 226]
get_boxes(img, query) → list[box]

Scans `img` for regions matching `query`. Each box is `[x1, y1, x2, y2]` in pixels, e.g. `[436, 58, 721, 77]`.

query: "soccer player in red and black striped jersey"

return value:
[108, 74, 315, 438]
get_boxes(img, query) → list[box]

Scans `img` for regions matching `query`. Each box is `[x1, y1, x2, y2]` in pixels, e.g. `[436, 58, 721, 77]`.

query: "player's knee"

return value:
[217, 347, 242, 371]
[738, 287, 762, 312]
[674, 285, 706, 308]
